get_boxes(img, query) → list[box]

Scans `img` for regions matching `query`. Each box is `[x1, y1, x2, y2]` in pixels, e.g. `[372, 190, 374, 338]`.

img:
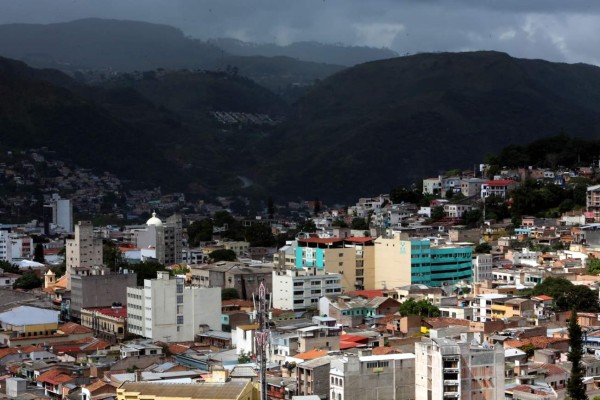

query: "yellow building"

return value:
[0, 305, 59, 347]
[490, 298, 535, 320]
[374, 232, 412, 289]
[117, 375, 256, 400]
[296, 237, 376, 292]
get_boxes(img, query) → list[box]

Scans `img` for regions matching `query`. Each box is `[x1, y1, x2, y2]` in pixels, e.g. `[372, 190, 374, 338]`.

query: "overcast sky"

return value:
[2, 0, 600, 65]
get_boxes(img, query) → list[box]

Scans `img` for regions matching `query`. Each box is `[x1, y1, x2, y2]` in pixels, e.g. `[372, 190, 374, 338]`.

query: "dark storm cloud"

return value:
[1, 0, 600, 64]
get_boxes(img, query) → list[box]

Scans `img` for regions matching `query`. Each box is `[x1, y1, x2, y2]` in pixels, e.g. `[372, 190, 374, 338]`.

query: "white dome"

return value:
[146, 212, 163, 227]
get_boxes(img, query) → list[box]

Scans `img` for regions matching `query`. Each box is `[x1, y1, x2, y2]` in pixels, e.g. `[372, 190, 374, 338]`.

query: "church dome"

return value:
[146, 212, 163, 227]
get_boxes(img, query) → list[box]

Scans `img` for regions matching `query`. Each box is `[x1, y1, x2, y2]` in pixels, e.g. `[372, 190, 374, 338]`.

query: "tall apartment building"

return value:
[330, 351, 416, 400]
[0, 231, 11, 262]
[272, 269, 342, 312]
[415, 338, 504, 400]
[472, 254, 493, 283]
[54, 199, 73, 233]
[374, 232, 472, 289]
[65, 221, 103, 289]
[127, 271, 220, 342]
[295, 237, 375, 292]
[134, 213, 182, 265]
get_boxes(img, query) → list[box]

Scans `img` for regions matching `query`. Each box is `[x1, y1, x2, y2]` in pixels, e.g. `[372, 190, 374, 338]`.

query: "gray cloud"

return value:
[2, 0, 600, 64]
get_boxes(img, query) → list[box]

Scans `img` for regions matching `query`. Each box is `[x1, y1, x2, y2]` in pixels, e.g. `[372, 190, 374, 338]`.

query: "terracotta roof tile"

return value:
[59, 322, 93, 335]
[293, 349, 329, 361]
[372, 347, 397, 356]
[84, 379, 110, 393]
[504, 336, 569, 349]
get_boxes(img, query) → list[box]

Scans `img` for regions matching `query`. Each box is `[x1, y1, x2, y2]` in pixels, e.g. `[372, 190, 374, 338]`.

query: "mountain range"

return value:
[2, 19, 600, 203]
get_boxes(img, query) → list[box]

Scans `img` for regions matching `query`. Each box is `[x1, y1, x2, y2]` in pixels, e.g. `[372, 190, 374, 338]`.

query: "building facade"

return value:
[330, 352, 416, 400]
[415, 338, 504, 400]
[374, 233, 472, 288]
[127, 271, 220, 342]
[65, 221, 103, 289]
[70, 270, 137, 322]
[272, 269, 342, 312]
[472, 254, 493, 283]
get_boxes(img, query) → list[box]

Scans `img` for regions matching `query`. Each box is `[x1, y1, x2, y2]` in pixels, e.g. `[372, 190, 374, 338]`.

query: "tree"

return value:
[209, 249, 237, 262]
[128, 260, 169, 286]
[238, 351, 252, 364]
[474, 242, 492, 254]
[567, 310, 588, 400]
[297, 219, 317, 233]
[313, 197, 321, 216]
[103, 240, 125, 272]
[245, 223, 276, 247]
[222, 288, 240, 301]
[187, 219, 213, 246]
[14, 270, 42, 290]
[532, 278, 599, 312]
[267, 196, 275, 219]
[430, 206, 445, 222]
[351, 217, 368, 230]
[398, 299, 440, 317]
[33, 243, 45, 264]
[588, 256, 600, 275]
[0, 260, 21, 275]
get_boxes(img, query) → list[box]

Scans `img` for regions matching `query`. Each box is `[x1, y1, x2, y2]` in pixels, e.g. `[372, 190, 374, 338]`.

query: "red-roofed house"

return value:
[481, 180, 518, 199]
[37, 368, 78, 397]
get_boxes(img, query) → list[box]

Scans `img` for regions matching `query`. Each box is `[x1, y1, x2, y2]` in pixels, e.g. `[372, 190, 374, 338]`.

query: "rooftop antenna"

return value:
[254, 282, 271, 400]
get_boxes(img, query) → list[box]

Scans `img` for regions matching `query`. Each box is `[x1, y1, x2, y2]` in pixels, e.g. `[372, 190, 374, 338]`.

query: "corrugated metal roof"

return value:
[0, 306, 58, 326]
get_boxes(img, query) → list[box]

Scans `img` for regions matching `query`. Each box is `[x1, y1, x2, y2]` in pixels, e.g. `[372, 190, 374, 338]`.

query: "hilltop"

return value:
[261, 51, 600, 201]
[5, 51, 600, 203]
[208, 38, 398, 66]
[0, 19, 344, 95]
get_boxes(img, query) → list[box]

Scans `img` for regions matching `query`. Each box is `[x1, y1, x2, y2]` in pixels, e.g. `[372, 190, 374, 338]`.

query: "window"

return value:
[177, 315, 184, 324]
[177, 295, 183, 304]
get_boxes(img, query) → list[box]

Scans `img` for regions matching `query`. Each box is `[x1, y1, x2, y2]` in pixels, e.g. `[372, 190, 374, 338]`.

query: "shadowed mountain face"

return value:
[4, 50, 600, 203]
[261, 51, 600, 201]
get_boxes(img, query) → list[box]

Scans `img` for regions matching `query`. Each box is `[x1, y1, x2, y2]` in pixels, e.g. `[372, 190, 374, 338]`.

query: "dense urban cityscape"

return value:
[4, 1, 600, 400]
[0, 158, 599, 399]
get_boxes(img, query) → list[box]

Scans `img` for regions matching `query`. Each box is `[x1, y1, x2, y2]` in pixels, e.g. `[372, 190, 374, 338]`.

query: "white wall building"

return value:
[272, 269, 342, 312]
[232, 324, 257, 355]
[415, 338, 504, 400]
[0, 231, 12, 262]
[472, 253, 493, 283]
[54, 199, 73, 233]
[9, 234, 33, 261]
[127, 271, 221, 342]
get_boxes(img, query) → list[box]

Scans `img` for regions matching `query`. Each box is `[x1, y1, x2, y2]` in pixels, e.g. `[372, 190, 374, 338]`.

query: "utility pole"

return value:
[253, 282, 270, 400]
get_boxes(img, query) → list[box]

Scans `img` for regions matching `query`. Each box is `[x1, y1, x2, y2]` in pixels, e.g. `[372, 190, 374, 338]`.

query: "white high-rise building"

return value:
[472, 253, 493, 283]
[53, 199, 73, 233]
[272, 269, 342, 312]
[65, 221, 103, 289]
[415, 338, 504, 400]
[0, 231, 12, 262]
[127, 271, 221, 342]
